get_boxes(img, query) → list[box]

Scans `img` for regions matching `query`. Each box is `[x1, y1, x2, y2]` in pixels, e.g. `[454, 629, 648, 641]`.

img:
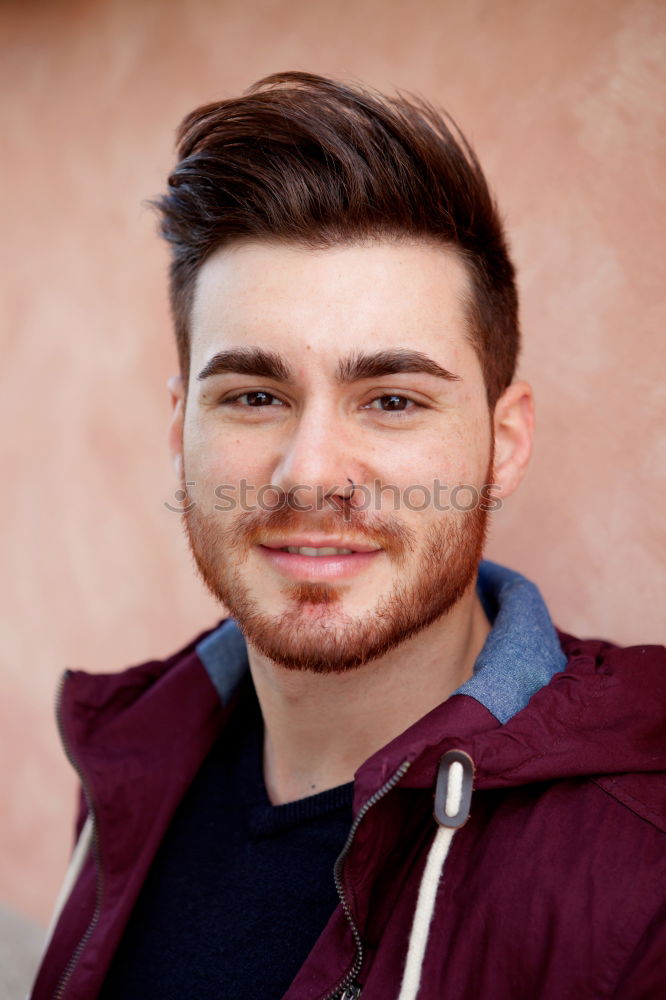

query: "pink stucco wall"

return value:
[2, 0, 664, 926]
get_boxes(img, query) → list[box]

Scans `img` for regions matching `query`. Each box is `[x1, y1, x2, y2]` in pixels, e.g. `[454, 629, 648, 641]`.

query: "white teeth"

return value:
[283, 546, 354, 556]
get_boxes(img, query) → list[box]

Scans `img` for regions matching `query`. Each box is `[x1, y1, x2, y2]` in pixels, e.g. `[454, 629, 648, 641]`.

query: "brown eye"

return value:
[225, 390, 283, 407]
[245, 391, 276, 406]
[364, 394, 416, 412]
[380, 395, 409, 411]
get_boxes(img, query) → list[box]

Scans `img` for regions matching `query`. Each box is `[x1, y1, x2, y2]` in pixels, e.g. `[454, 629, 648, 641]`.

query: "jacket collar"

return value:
[194, 560, 568, 807]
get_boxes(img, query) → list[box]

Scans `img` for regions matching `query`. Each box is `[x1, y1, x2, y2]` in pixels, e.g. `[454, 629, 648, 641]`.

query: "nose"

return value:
[270, 402, 363, 509]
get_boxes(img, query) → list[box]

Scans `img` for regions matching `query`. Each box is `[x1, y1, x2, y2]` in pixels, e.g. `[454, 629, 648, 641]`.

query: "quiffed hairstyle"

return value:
[155, 71, 519, 406]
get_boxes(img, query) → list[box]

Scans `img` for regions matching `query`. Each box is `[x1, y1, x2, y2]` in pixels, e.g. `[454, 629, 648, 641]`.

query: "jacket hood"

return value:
[59, 562, 666, 835]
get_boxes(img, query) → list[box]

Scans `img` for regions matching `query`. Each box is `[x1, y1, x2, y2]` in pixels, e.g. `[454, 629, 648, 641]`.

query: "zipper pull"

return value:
[339, 985, 362, 1000]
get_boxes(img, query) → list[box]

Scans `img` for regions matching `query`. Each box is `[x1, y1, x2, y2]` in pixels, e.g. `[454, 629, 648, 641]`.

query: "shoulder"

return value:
[558, 628, 666, 665]
[561, 632, 666, 832]
[57, 619, 229, 739]
[469, 628, 666, 833]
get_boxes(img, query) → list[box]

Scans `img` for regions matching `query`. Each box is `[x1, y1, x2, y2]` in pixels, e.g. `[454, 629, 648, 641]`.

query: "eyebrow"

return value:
[197, 348, 292, 382]
[336, 349, 460, 384]
[197, 346, 460, 385]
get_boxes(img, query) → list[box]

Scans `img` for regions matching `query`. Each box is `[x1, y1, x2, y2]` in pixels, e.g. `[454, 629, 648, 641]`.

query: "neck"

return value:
[247, 581, 490, 804]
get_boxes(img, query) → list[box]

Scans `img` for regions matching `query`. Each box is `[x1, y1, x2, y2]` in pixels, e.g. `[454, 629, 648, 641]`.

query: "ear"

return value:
[491, 381, 534, 499]
[167, 375, 185, 479]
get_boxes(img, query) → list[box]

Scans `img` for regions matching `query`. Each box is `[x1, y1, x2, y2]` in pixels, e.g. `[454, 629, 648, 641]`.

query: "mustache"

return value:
[221, 505, 416, 559]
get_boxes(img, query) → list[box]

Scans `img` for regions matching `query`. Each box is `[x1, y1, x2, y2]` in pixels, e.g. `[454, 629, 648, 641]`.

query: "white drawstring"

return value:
[397, 759, 467, 1000]
[40, 814, 94, 957]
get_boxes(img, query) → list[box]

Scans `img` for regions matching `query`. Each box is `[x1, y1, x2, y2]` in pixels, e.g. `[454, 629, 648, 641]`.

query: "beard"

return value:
[183, 471, 490, 674]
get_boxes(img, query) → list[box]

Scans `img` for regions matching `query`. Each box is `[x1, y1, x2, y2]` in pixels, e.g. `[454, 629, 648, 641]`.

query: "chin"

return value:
[184, 492, 488, 674]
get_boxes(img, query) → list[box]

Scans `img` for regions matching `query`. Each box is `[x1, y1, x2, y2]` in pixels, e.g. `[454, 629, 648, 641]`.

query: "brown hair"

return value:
[154, 71, 519, 406]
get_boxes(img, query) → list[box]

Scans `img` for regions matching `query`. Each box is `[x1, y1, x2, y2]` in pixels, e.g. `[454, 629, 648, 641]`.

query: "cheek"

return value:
[449, 413, 493, 484]
[383, 434, 491, 519]
[183, 420, 274, 488]
[390, 437, 485, 488]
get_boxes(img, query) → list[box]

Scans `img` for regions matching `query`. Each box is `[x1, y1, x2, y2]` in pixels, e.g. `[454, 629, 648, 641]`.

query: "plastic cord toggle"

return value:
[433, 750, 474, 828]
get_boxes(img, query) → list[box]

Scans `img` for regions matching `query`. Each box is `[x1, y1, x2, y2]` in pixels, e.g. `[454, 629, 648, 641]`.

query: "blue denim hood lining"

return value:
[455, 560, 566, 723]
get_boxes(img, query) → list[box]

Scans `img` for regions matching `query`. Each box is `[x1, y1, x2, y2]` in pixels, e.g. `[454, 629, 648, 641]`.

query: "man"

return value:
[32, 72, 665, 999]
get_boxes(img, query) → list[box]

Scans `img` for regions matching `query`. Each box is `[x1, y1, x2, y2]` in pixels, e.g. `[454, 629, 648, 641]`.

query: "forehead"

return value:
[189, 238, 476, 376]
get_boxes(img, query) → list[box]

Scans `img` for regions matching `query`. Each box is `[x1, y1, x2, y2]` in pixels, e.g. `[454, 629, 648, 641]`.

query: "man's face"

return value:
[175, 239, 494, 672]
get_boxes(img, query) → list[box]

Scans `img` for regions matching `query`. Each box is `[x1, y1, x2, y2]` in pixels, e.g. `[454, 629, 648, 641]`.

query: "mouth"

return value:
[279, 545, 356, 556]
[257, 537, 383, 580]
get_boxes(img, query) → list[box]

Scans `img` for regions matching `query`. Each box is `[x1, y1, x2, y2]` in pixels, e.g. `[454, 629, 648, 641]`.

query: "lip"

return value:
[257, 542, 383, 581]
[260, 536, 382, 554]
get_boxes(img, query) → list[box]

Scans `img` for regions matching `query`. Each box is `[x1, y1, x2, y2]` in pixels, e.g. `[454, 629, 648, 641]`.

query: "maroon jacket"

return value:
[32, 627, 666, 999]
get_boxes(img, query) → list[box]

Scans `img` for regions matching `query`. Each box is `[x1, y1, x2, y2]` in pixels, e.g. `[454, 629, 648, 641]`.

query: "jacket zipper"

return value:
[52, 670, 105, 1000]
[321, 759, 412, 1000]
